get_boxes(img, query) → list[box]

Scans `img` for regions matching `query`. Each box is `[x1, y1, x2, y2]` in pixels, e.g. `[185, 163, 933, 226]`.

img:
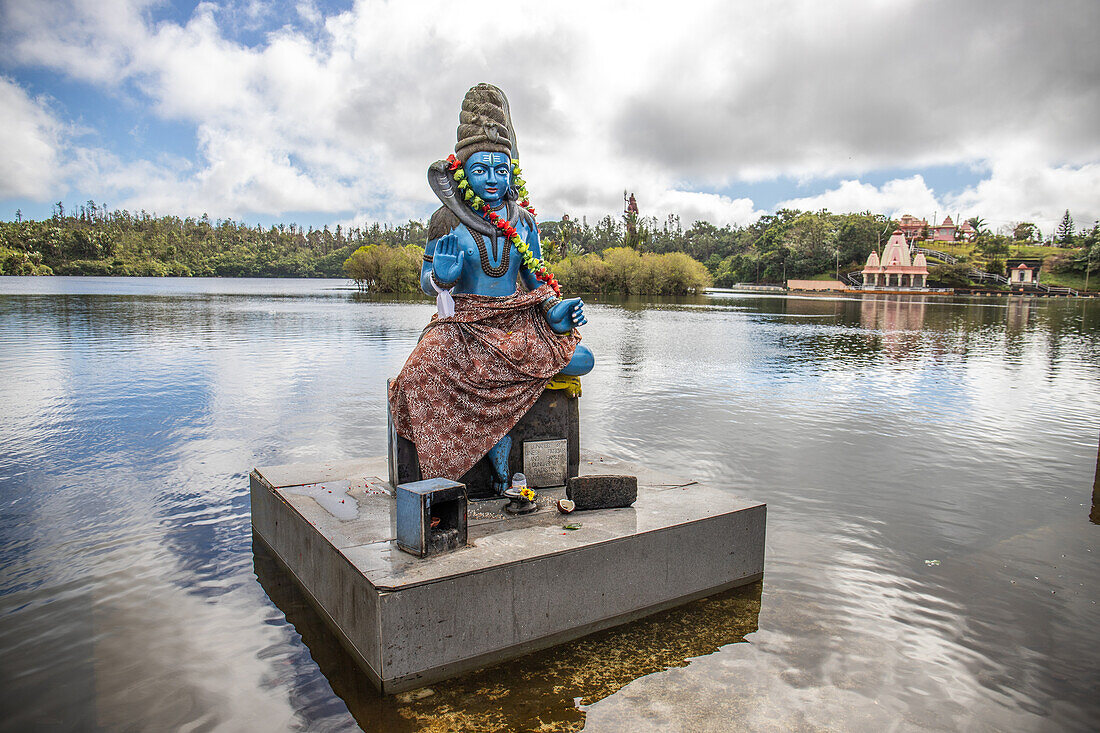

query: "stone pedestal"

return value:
[389, 387, 580, 500]
[250, 453, 766, 693]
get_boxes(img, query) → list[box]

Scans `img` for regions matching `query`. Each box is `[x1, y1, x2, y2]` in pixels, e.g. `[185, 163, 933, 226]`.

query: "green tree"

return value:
[836, 212, 890, 266]
[966, 216, 989, 238]
[1056, 210, 1075, 246]
[554, 253, 610, 292]
[591, 215, 622, 252]
[1012, 222, 1037, 242]
[602, 247, 643, 293]
[343, 243, 424, 292]
[977, 234, 1010, 259]
[780, 211, 836, 278]
[554, 248, 710, 294]
[928, 263, 972, 287]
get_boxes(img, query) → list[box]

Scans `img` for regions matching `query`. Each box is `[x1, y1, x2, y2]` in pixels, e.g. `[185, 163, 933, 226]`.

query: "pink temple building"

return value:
[895, 214, 979, 245]
[862, 230, 929, 289]
[932, 216, 957, 242]
[957, 220, 977, 242]
[897, 214, 927, 244]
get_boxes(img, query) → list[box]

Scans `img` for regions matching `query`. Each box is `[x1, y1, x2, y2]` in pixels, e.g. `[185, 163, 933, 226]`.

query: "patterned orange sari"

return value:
[388, 284, 579, 480]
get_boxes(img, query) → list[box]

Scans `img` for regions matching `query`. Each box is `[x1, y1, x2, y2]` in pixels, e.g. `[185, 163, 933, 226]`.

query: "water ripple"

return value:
[1, 282, 1098, 731]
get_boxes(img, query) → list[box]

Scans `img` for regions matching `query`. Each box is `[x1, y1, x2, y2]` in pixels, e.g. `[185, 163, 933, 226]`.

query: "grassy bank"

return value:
[1037, 271, 1091, 291]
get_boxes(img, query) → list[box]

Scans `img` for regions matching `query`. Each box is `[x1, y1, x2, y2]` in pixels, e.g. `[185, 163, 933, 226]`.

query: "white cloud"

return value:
[777, 176, 942, 221]
[0, 77, 64, 198]
[1, 0, 151, 85]
[609, 0, 1100, 182]
[649, 190, 763, 228]
[1, 0, 1098, 228]
[775, 164, 1100, 233]
[295, 1, 321, 26]
[948, 160, 1100, 232]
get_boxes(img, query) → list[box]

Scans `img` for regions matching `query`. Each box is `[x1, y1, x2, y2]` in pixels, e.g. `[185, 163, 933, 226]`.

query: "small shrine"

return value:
[1007, 258, 1042, 291]
[862, 230, 929, 289]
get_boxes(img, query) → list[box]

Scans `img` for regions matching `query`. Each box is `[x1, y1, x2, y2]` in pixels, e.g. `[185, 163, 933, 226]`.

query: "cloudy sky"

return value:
[2, 0, 1098, 234]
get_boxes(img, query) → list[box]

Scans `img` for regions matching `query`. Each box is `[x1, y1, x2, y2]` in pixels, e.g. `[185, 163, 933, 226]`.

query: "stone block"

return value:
[567, 474, 638, 510]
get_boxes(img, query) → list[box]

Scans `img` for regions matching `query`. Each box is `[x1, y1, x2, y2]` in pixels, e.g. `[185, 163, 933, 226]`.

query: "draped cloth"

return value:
[388, 284, 579, 481]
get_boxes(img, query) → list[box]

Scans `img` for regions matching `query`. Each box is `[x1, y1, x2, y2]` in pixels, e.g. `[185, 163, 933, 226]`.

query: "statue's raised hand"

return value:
[432, 233, 464, 285]
[546, 297, 587, 334]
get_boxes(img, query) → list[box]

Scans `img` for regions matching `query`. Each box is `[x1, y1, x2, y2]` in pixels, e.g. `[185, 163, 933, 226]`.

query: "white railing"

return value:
[968, 269, 1009, 285]
[915, 246, 1009, 286]
[708, 284, 787, 293]
[915, 247, 959, 265]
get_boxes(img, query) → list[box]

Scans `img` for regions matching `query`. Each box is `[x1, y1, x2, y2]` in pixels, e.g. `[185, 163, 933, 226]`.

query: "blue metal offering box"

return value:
[396, 478, 467, 557]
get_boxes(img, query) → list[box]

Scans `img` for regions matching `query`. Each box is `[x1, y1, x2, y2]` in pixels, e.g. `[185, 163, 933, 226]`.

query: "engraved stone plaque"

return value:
[522, 439, 569, 487]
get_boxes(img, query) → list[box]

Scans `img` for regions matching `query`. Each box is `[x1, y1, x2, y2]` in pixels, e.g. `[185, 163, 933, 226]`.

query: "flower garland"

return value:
[446, 153, 562, 297]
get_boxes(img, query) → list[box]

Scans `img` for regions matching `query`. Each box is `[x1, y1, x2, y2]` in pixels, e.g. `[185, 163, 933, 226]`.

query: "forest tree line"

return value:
[0, 202, 425, 278]
[2, 202, 1097, 291]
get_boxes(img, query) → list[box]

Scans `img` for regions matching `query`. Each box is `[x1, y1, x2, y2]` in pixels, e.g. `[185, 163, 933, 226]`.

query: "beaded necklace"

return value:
[472, 231, 509, 277]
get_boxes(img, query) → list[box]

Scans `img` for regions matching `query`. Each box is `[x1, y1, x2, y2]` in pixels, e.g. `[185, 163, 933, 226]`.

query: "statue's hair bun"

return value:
[455, 83, 516, 162]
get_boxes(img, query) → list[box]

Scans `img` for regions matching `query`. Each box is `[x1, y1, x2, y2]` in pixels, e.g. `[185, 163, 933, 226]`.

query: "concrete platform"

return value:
[250, 453, 766, 693]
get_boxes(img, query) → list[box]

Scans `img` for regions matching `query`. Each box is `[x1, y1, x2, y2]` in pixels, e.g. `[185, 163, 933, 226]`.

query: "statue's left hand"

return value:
[547, 297, 587, 333]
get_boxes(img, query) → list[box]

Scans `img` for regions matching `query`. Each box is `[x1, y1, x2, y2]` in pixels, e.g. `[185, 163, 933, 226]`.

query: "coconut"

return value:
[557, 498, 576, 514]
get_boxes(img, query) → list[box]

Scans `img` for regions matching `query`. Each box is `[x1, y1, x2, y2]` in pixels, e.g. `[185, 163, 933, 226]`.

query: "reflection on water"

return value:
[859, 294, 928, 359]
[1092, 433, 1100, 525]
[1, 278, 1099, 731]
[254, 535, 760, 731]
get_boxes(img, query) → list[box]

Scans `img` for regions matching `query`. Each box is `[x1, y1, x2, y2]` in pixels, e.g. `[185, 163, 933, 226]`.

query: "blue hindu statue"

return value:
[388, 83, 593, 493]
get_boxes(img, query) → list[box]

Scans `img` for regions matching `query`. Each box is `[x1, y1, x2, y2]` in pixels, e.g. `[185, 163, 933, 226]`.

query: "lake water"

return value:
[1, 277, 1098, 732]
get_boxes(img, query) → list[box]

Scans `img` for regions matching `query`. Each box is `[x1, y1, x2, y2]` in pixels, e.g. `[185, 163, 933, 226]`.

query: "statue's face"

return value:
[463, 152, 511, 207]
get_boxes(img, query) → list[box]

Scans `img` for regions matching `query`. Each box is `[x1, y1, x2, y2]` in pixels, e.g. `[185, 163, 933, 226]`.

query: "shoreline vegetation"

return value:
[2, 205, 1096, 294]
[343, 243, 713, 295]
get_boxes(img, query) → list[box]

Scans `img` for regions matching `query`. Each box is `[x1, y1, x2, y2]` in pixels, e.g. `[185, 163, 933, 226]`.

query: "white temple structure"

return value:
[862, 230, 929, 289]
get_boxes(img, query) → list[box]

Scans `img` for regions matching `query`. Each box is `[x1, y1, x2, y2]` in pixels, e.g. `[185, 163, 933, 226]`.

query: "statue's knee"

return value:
[560, 344, 594, 376]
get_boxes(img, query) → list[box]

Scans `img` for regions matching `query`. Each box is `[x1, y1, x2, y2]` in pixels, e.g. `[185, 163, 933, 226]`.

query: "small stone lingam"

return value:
[502, 472, 538, 514]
